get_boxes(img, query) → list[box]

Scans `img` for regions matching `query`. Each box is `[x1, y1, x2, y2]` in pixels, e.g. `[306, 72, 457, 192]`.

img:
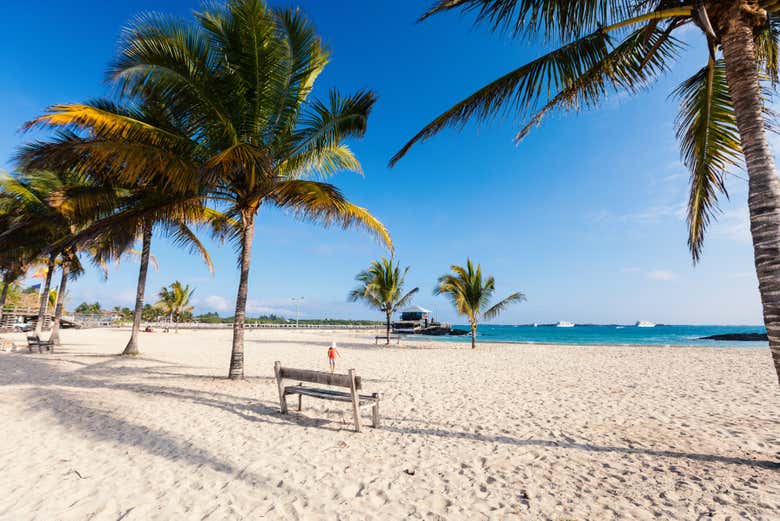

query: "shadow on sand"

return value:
[1, 347, 777, 481]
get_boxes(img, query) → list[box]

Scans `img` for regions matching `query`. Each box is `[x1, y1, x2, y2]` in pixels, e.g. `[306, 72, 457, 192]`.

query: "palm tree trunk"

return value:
[386, 310, 391, 345]
[49, 260, 70, 346]
[0, 272, 9, 326]
[229, 212, 255, 379]
[471, 323, 477, 349]
[34, 254, 56, 336]
[123, 221, 152, 355]
[721, 8, 780, 384]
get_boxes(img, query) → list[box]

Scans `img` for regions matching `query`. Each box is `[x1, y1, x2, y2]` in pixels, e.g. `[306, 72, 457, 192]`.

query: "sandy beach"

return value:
[0, 328, 778, 520]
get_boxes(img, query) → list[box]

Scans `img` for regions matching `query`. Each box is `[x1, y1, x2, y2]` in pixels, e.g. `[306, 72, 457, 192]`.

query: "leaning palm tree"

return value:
[156, 281, 195, 333]
[434, 260, 525, 349]
[392, 1, 780, 383]
[20, 97, 219, 355]
[0, 170, 117, 337]
[349, 258, 419, 344]
[27, 0, 392, 378]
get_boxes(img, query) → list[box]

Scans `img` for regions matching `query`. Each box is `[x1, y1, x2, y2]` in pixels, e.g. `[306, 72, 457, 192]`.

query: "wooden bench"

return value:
[374, 335, 401, 345]
[26, 335, 53, 353]
[273, 361, 380, 432]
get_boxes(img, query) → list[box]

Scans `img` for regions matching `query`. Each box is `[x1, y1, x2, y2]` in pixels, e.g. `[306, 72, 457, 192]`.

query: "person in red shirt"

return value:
[327, 342, 340, 373]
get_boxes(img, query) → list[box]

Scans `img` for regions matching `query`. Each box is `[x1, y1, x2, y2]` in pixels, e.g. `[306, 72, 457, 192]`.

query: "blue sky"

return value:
[0, 1, 769, 324]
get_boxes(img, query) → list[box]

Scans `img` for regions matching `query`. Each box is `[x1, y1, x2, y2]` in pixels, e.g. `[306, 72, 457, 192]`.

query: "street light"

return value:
[291, 297, 304, 327]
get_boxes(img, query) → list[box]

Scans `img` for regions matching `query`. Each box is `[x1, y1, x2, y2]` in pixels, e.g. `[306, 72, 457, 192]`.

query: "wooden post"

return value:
[298, 382, 303, 411]
[274, 361, 288, 414]
[348, 369, 361, 432]
[371, 393, 380, 428]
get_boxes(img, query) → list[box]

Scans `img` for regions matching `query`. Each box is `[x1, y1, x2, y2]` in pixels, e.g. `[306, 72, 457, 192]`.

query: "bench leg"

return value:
[274, 361, 288, 414]
[349, 369, 361, 433]
[298, 393, 302, 412]
[371, 393, 380, 428]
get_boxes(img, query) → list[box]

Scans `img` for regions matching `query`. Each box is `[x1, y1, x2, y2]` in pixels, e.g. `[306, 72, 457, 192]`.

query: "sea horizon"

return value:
[441, 324, 768, 347]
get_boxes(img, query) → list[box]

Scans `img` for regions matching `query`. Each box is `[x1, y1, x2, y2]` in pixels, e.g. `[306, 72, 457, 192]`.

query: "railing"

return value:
[110, 321, 380, 330]
[0, 306, 41, 316]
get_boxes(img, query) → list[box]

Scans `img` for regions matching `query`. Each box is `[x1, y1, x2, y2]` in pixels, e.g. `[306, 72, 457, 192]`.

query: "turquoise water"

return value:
[437, 324, 768, 347]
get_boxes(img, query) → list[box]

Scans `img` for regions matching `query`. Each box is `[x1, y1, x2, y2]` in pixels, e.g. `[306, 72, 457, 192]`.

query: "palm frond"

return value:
[389, 29, 612, 166]
[294, 89, 376, 160]
[269, 180, 392, 250]
[349, 258, 416, 315]
[419, 0, 636, 40]
[755, 11, 780, 85]
[515, 23, 683, 141]
[483, 291, 525, 320]
[672, 58, 741, 262]
[392, 287, 420, 312]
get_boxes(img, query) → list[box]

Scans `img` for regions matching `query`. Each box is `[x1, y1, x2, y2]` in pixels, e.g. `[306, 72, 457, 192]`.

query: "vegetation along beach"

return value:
[1, 1, 779, 519]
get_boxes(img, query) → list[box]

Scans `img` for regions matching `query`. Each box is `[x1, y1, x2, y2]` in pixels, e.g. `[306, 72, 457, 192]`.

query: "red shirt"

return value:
[327, 347, 336, 360]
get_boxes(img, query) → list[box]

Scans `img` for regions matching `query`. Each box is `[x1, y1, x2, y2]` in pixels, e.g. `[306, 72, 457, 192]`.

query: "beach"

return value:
[0, 327, 778, 520]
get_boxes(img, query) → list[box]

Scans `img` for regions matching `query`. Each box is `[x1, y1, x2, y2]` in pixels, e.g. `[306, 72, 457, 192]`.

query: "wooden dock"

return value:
[0, 306, 80, 332]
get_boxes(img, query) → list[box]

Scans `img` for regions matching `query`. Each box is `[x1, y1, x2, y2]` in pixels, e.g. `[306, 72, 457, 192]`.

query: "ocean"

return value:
[437, 324, 768, 347]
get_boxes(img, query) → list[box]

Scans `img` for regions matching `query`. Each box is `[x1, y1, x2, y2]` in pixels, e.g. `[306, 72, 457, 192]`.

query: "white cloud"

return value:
[202, 295, 230, 312]
[647, 270, 676, 281]
[246, 300, 294, 316]
[592, 202, 686, 226]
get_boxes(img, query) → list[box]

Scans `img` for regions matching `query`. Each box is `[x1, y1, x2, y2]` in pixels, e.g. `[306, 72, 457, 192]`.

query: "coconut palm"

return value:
[391, 1, 780, 382]
[349, 258, 419, 344]
[27, 0, 392, 378]
[156, 281, 195, 333]
[0, 170, 118, 337]
[19, 97, 220, 355]
[434, 260, 524, 349]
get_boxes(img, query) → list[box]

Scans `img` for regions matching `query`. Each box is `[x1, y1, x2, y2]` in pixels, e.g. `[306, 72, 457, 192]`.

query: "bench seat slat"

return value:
[284, 385, 377, 405]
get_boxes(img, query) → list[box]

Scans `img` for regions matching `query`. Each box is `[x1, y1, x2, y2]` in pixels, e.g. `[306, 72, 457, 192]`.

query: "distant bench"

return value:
[26, 335, 53, 353]
[273, 361, 380, 432]
[374, 335, 401, 345]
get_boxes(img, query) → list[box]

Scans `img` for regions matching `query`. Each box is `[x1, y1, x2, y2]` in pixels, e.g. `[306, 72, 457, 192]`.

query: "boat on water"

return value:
[391, 306, 468, 336]
[635, 321, 656, 328]
[556, 321, 575, 328]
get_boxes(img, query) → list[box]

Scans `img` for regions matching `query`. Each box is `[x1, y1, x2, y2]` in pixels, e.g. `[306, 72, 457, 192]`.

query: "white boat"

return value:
[556, 321, 575, 328]
[635, 321, 656, 328]
[533, 322, 539, 327]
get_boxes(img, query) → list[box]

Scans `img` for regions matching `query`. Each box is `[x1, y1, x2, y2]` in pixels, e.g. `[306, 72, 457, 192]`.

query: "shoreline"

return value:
[43, 326, 770, 350]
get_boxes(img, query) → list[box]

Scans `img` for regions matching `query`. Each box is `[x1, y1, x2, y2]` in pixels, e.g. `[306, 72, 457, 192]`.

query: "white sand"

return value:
[0, 327, 778, 520]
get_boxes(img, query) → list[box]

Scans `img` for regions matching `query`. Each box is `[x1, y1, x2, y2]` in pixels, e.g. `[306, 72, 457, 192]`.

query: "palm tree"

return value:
[391, 1, 780, 383]
[156, 281, 195, 333]
[434, 260, 524, 349]
[19, 98, 219, 356]
[349, 258, 419, 344]
[0, 170, 117, 337]
[27, 0, 393, 378]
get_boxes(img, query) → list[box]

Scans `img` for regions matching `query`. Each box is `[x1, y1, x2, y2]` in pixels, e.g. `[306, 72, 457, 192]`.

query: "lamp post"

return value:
[291, 297, 304, 327]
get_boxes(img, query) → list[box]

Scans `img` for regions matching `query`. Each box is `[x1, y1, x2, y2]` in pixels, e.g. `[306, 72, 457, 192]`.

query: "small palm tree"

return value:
[434, 260, 525, 349]
[156, 281, 194, 333]
[349, 258, 419, 345]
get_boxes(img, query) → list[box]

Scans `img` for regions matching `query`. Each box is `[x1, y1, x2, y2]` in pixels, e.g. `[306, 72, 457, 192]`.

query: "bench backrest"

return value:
[275, 363, 362, 390]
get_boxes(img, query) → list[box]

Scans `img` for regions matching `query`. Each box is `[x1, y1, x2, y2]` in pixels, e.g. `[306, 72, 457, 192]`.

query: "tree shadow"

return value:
[3, 350, 777, 479]
[379, 423, 780, 470]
